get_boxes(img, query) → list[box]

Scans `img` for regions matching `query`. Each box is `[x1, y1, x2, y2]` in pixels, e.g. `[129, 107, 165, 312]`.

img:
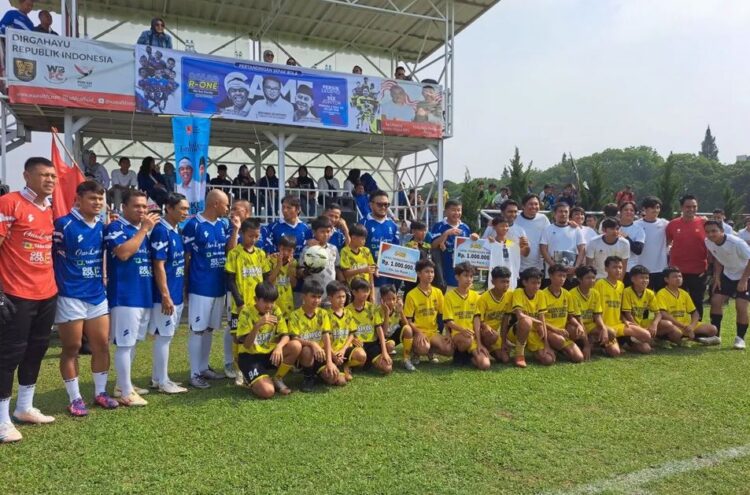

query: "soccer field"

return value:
[4, 307, 749, 495]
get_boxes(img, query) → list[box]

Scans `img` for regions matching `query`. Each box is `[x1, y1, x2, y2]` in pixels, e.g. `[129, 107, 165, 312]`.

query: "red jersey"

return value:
[666, 216, 707, 275]
[0, 189, 57, 300]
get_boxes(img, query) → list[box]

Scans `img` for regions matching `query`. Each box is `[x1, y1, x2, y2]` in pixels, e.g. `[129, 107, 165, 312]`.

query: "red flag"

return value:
[51, 136, 84, 219]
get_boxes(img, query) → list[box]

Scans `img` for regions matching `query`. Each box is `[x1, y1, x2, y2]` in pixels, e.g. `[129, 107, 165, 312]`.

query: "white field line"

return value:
[546, 444, 750, 495]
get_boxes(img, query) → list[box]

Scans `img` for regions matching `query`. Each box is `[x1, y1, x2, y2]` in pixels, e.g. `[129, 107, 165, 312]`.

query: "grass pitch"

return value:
[3, 306, 750, 494]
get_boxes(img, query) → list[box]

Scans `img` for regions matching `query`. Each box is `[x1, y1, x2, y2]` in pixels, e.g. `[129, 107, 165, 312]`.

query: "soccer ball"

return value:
[303, 245, 329, 274]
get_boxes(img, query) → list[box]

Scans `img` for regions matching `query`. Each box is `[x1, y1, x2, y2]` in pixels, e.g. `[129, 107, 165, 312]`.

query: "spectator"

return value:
[34, 9, 56, 34]
[137, 156, 168, 206]
[352, 65, 363, 75]
[83, 151, 110, 189]
[353, 182, 370, 219]
[232, 164, 257, 206]
[394, 66, 408, 80]
[258, 165, 279, 216]
[485, 183, 497, 207]
[162, 161, 176, 192]
[317, 165, 340, 205]
[286, 57, 298, 66]
[712, 208, 735, 235]
[539, 184, 555, 210]
[109, 157, 137, 209]
[263, 49, 274, 63]
[343, 168, 361, 195]
[0, 0, 34, 35]
[493, 186, 510, 208]
[136, 17, 172, 49]
[209, 164, 233, 196]
[615, 185, 635, 206]
[295, 166, 316, 216]
[558, 183, 577, 207]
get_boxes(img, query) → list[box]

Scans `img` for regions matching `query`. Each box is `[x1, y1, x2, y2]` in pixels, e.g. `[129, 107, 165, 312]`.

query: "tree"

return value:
[459, 168, 483, 232]
[722, 184, 744, 225]
[507, 147, 533, 202]
[657, 153, 681, 218]
[578, 162, 608, 210]
[700, 125, 719, 161]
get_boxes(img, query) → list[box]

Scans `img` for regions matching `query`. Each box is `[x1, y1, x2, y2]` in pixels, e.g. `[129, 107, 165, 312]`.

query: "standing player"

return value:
[585, 218, 630, 279]
[430, 199, 472, 290]
[540, 203, 585, 286]
[634, 196, 669, 292]
[183, 189, 238, 389]
[704, 221, 750, 349]
[106, 190, 159, 406]
[54, 181, 119, 416]
[267, 235, 298, 316]
[324, 203, 351, 251]
[360, 190, 400, 293]
[514, 194, 551, 274]
[618, 201, 646, 275]
[149, 193, 189, 394]
[263, 195, 312, 259]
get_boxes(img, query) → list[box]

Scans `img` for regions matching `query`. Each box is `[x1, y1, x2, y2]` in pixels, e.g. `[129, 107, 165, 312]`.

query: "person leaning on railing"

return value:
[137, 17, 172, 49]
[232, 165, 257, 206]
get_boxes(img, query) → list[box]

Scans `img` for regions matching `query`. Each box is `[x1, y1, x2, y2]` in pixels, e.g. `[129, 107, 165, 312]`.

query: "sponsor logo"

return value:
[13, 59, 36, 82]
[45, 64, 67, 84]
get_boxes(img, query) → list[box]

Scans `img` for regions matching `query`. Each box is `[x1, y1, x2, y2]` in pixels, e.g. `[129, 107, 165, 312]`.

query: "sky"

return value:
[2, 0, 749, 188]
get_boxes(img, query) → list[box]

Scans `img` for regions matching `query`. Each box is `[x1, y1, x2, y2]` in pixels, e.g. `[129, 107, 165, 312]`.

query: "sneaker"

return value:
[190, 374, 211, 389]
[13, 407, 55, 424]
[410, 354, 420, 366]
[114, 385, 149, 398]
[234, 373, 246, 387]
[428, 352, 439, 364]
[94, 393, 119, 409]
[117, 391, 148, 407]
[67, 398, 88, 417]
[301, 375, 316, 393]
[697, 336, 721, 346]
[403, 359, 416, 372]
[0, 423, 22, 443]
[201, 367, 225, 380]
[389, 349, 397, 355]
[273, 377, 291, 395]
[223, 364, 237, 379]
[734, 336, 746, 350]
[151, 379, 183, 389]
[514, 355, 527, 368]
[159, 380, 188, 394]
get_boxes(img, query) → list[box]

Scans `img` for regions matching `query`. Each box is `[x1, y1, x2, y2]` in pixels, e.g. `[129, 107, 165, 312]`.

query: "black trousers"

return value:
[0, 295, 57, 398]
[682, 273, 707, 320]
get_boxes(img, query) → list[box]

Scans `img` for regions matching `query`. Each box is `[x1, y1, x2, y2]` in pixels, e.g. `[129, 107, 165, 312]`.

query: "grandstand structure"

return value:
[1, 0, 500, 221]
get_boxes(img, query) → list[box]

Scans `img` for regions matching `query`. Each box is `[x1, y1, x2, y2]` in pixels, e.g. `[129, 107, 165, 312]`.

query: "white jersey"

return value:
[579, 226, 598, 244]
[705, 234, 750, 281]
[738, 228, 750, 245]
[482, 223, 527, 245]
[722, 222, 735, 236]
[515, 213, 550, 271]
[585, 235, 630, 279]
[488, 239, 520, 290]
[634, 217, 669, 274]
[620, 222, 646, 270]
[540, 223, 584, 275]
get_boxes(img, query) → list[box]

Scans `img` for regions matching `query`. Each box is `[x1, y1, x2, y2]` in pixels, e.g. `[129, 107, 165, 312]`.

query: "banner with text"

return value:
[377, 242, 420, 282]
[172, 116, 211, 216]
[6, 29, 134, 111]
[453, 237, 492, 271]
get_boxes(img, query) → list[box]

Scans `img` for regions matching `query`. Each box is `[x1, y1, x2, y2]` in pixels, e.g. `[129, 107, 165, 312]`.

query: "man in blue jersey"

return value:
[360, 190, 400, 299]
[105, 190, 159, 407]
[0, 0, 34, 35]
[149, 193, 189, 394]
[53, 181, 119, 417]
[430, 199, 473, 290]
[183, 189, 238, 389]
[263, 195, 312, 258]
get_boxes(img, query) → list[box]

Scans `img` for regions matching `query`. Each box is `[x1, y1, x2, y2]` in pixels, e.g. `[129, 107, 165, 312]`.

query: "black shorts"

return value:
[362, 341, 383, 364]
[715, 274, 750, 300]
[384, 325, 402, 345]
[237, 353, 277, 384]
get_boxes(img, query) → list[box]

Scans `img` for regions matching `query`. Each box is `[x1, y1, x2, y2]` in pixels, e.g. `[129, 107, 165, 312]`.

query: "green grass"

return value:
[4, 307, 750, 494]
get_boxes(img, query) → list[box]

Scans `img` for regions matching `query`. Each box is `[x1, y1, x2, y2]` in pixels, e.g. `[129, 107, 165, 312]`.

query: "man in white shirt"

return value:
[109, 157, 138, 209]
[514, 194, 550, 272]
[247, 76, 294, 122]
[705, 220, 750, 350]
[738, 217, 750, 245]
[619, 201, 646, 272]
[83, 151, 110, 189]
[570, 206, 598, 243]
[712, 208, 736, 235]
[540, 203, 585, 283]
[634, 196, 669, 291]
[585, 218, 630, 279]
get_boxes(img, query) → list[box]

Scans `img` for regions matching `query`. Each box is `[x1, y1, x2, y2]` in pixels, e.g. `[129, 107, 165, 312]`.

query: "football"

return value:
[302, 245, 329, 273]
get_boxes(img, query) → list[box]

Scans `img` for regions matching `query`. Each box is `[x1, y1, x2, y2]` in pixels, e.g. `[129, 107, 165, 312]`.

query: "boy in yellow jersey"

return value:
[622, 265, 675, 346]
[225, 218, 270, 382]
[326, 281, 366, 381]
[347, 278, 392, 374]
[478, 266, 513, 363]
[542, 264, 585, 363]
[657, 267, 719, 345]
[338, 224, 376, 297]
[267, 235, 297, 316]
[289, 280, 339, 392]
[403, 221, 432, 294]
[404, 259, 454, 363]
[594, 256, 652, 354]
[507, 267, 555, 367]
[380, 285, 417, 371]
[572, 265, 619, 358]
[236, 282, 302, 399]
[444, 262, 490, 369]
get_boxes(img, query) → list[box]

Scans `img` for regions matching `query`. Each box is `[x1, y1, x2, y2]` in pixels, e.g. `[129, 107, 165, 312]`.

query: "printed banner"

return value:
[172, 117, 211, 216]
[379, 79, 443, 138]
[377, 242, 420, 282]
[6, 29, 134, 111]
[453, 237, 492, 271]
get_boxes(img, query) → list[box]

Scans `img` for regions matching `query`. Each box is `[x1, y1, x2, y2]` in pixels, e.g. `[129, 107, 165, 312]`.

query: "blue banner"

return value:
[172, 116, 211, 216]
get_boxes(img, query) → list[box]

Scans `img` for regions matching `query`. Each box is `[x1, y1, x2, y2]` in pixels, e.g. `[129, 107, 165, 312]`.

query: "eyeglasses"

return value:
[374, 202, 389, 207]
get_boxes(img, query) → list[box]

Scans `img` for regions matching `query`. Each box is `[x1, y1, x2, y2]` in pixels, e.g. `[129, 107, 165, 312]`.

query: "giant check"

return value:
[377, 242, 420, 282]
[453, 237, 491, 271]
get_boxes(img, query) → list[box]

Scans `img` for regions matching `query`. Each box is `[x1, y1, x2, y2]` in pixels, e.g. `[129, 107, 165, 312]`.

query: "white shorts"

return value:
[110, 306, 151, 347]
[55, 296, 109, 324]
[188, 294, 225, 332]
[148, 303, 184, 337]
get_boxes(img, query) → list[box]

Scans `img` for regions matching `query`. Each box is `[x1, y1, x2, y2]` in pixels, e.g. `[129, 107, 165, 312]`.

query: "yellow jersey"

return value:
[287, 307, 331, 345]
[594, 278, 624, 327]
[571, 286, 602, 332]
[268, 256, 295, 316]
[656, 287, 695, 326]
[404, 286, 444, 337]
[444, 289, 481, 335]
[328, 308, 357, 352]
[542, 287, 579, 329]
[339, 245, 375, 283]
[225, 245, 270, 314]
[477, 289, 511, 330]
[511, 287, 547, 319]
[347, 301, 385, 343]
[622, 287, 662, 327]
[236, 304, 288, 355]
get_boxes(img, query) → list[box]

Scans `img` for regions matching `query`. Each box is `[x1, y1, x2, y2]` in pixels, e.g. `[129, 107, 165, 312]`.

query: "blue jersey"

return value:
[430, 219, 471, 287]
[105, 218, 153, 308]
[0, 10, 34, 35]
[263, 219, 312, 259]
[52, 210, 106, 305]
[183, 213, 229, 297]
[330, 228, 346, 251]
[360, 214, 400, 287]
[150, 219, 185, 305]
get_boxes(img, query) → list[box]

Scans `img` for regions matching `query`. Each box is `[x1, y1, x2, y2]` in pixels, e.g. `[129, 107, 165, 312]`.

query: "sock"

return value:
[710, 313, 723, 336]
[115, 346, 133, 397]
[92, 372, 108, 396]
[738, 324, 748, 340]
[402, 337, 413, 360]
[275, 362, 292, 379]
[0, 397, 10, 424]
[200, 331, 213, 372]
[129, 344, 137, 365]
[15, 384, 36, 413]
[223, 328, 234, 367]
[63, 377, 81, 403]
[188, 333, 203, 377]
[152, 335, 172, 385]
[515, 342, 526, 358]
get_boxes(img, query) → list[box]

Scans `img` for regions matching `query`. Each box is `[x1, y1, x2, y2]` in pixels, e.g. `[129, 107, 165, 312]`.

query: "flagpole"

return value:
[50, 126, 80, 170]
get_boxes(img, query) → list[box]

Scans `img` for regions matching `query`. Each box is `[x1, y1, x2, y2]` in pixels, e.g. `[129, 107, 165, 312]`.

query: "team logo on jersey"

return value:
[28, 214, 35, 222]
[13, 59, 36, 82]
[123, 328, 130, 336]
[152, 241, 169, 251]
[204, 231, 209, 238]
[77, 234, 84, 243]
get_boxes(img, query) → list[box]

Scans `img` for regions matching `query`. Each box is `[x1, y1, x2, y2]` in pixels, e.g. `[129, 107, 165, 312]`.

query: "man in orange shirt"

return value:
[0, 157, 59, 443]
[666, 195, 707, 320]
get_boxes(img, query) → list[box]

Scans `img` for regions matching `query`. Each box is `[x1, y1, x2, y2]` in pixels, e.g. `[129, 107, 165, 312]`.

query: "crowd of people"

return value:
[1, 155, 747, 446]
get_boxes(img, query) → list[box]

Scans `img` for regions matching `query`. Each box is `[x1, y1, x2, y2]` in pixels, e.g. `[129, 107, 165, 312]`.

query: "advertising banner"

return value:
[172, 116, 211, 216]
[376, 242, 420, 282]
[379, 79, 443, 138]
[453, 237, 492, 271]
